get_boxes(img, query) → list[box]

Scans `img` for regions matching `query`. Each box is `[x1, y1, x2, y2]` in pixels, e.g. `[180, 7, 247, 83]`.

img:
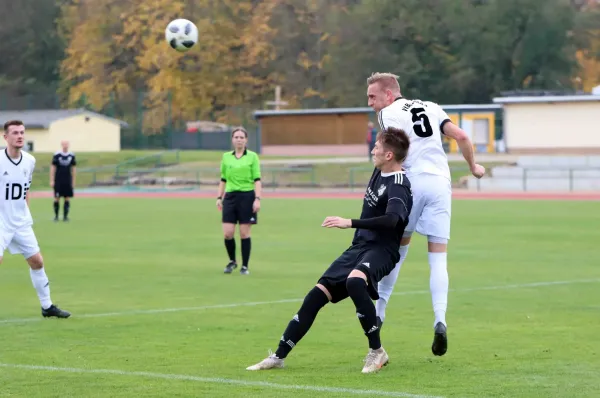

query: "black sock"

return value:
[224, 239, 236, 263]
[64, 201, 70, 218]
[346, 277, 381, 350]
[53, 202, 59, 218]
[241, 237, 251, 267]
[275, 287, 329, 359]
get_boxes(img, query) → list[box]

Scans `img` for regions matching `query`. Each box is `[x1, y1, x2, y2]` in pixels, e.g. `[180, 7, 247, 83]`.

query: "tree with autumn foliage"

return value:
[572, 1, 600, 92]
[58, 0, 136, 109]
[58, 0, 279, 130]
[137, 0, 279, 129]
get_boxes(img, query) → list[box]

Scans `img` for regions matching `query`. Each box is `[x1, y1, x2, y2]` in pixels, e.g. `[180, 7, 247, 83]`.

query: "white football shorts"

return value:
[404, 173, 452, 240]
[0, 226, 40, 259]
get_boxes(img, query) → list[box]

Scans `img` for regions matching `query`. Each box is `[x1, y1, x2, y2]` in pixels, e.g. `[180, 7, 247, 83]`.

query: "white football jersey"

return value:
[0, 149, 35, 230]
[378, 98, 451, 181]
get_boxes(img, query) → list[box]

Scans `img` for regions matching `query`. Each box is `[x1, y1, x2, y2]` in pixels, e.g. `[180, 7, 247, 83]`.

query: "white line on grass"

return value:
[1, 278, 598, 325]
[0, 298, 304, 325]
[0, 363, 442, 398]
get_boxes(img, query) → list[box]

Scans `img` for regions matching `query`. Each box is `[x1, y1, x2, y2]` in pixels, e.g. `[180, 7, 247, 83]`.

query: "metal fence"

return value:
[31, 163, 475, 192]
[467, 168, 600, 192]
[30, 154, 600, 192]
[119, 128, 260, 152]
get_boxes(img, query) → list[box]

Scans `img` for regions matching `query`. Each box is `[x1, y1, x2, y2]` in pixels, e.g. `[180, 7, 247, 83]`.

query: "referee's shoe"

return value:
[223, 261, 237, 274]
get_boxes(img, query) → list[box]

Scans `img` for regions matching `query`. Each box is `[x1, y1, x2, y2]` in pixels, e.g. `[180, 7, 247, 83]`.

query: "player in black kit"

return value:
[50, 141, 77, 222]
[246, 126, 413, 374]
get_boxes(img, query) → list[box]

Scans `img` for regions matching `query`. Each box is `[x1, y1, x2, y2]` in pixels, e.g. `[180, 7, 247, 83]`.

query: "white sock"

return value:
[429, 252, 448, 327]
[30, 268, 52, 310]
[375, 245, 410, 322]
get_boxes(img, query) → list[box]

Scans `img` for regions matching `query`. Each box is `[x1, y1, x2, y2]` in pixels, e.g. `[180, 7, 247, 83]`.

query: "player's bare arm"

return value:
[27, 164, 34, 207]
[49, 165, 56, 188]
[442, 122, 486, 178]
[321, 216, 351, 228]
[26, 177, 31, 207]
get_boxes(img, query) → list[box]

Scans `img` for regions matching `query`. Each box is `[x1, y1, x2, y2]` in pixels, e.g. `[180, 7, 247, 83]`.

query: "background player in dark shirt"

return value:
[50, 141, 76, 222]
[247, 126, 413, 374]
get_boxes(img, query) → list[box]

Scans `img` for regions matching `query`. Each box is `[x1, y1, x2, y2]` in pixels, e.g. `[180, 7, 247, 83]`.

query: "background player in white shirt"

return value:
[1, 120, 70, 318]
[366, 73, 485, 356]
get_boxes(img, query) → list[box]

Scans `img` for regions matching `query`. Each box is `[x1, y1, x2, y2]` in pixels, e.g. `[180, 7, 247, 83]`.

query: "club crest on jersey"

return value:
[377, 184, 386, 196]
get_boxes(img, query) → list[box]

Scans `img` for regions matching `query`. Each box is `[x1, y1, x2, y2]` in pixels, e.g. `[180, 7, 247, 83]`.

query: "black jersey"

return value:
[52, 151, 77, 183]
[352, 168, 413, 251]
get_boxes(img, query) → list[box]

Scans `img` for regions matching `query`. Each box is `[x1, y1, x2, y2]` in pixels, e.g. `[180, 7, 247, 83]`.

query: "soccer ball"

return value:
[165, 19, 198, 52]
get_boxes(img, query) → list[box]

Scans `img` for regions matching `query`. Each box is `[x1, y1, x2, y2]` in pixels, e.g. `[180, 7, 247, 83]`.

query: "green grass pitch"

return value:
[0, 196, 599, 397]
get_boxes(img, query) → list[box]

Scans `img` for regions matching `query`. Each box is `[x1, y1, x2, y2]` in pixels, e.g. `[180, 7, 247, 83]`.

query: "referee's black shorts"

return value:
[222, 190, 257, 225]
[54, 182, 74, 198]
[318, 242, 400, 303]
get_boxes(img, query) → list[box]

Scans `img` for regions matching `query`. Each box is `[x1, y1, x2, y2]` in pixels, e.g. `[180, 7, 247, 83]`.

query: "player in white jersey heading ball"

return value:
[366, 73, 485, 356]
[1, 120, 70, 318]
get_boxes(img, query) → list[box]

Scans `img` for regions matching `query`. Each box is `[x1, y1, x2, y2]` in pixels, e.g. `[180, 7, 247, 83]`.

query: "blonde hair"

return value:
[366, 72, 401, 94]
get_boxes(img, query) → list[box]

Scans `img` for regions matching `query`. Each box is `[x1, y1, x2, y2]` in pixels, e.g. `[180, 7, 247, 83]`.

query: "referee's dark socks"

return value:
[347, 277, 382, 350]
[241, 237, 251, 267]
[53, 202, 59, 218]
[224, 238, 236, 263]
[275, 286, 328, 359]
[64, 201, 70, 218]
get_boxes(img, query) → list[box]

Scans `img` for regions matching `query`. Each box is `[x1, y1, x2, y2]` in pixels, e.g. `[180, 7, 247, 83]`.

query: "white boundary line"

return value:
[0, 363, 442, 398]
[1, 278, 598, 325]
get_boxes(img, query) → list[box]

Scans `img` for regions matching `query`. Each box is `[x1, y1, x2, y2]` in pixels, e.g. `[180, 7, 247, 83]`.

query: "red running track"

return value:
[29, 191, 600, 201]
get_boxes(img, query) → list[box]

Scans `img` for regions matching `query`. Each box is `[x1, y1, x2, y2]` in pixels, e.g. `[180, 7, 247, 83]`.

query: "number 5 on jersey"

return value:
[410, 108, 434, 138]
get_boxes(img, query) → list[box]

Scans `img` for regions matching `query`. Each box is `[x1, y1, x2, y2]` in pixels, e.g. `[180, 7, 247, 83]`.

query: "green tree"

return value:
[324, 0, 594, 106]
[265, 0, 347, 108]
[0, 0, 65, 104]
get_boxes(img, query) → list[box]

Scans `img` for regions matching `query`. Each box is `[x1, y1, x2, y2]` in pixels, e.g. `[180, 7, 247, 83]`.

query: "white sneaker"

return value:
[246, 350, 284, 371]
[361, 347, 389, 373]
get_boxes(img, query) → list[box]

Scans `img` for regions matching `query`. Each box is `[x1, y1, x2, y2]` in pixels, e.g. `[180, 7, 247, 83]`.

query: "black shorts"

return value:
[318, 243, 399, 303]
[222, 191, 257, 225]
[54, 183, 74, 198]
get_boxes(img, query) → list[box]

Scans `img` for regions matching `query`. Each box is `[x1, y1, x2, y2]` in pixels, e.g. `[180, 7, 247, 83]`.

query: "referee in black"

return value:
[217, 127, 262, 275]
[50, 140, 77, 222]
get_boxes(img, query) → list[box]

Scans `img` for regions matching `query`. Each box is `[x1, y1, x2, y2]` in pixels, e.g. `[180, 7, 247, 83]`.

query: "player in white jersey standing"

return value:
[366, 73, 485, 356]
[1, 120, 70, 318]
